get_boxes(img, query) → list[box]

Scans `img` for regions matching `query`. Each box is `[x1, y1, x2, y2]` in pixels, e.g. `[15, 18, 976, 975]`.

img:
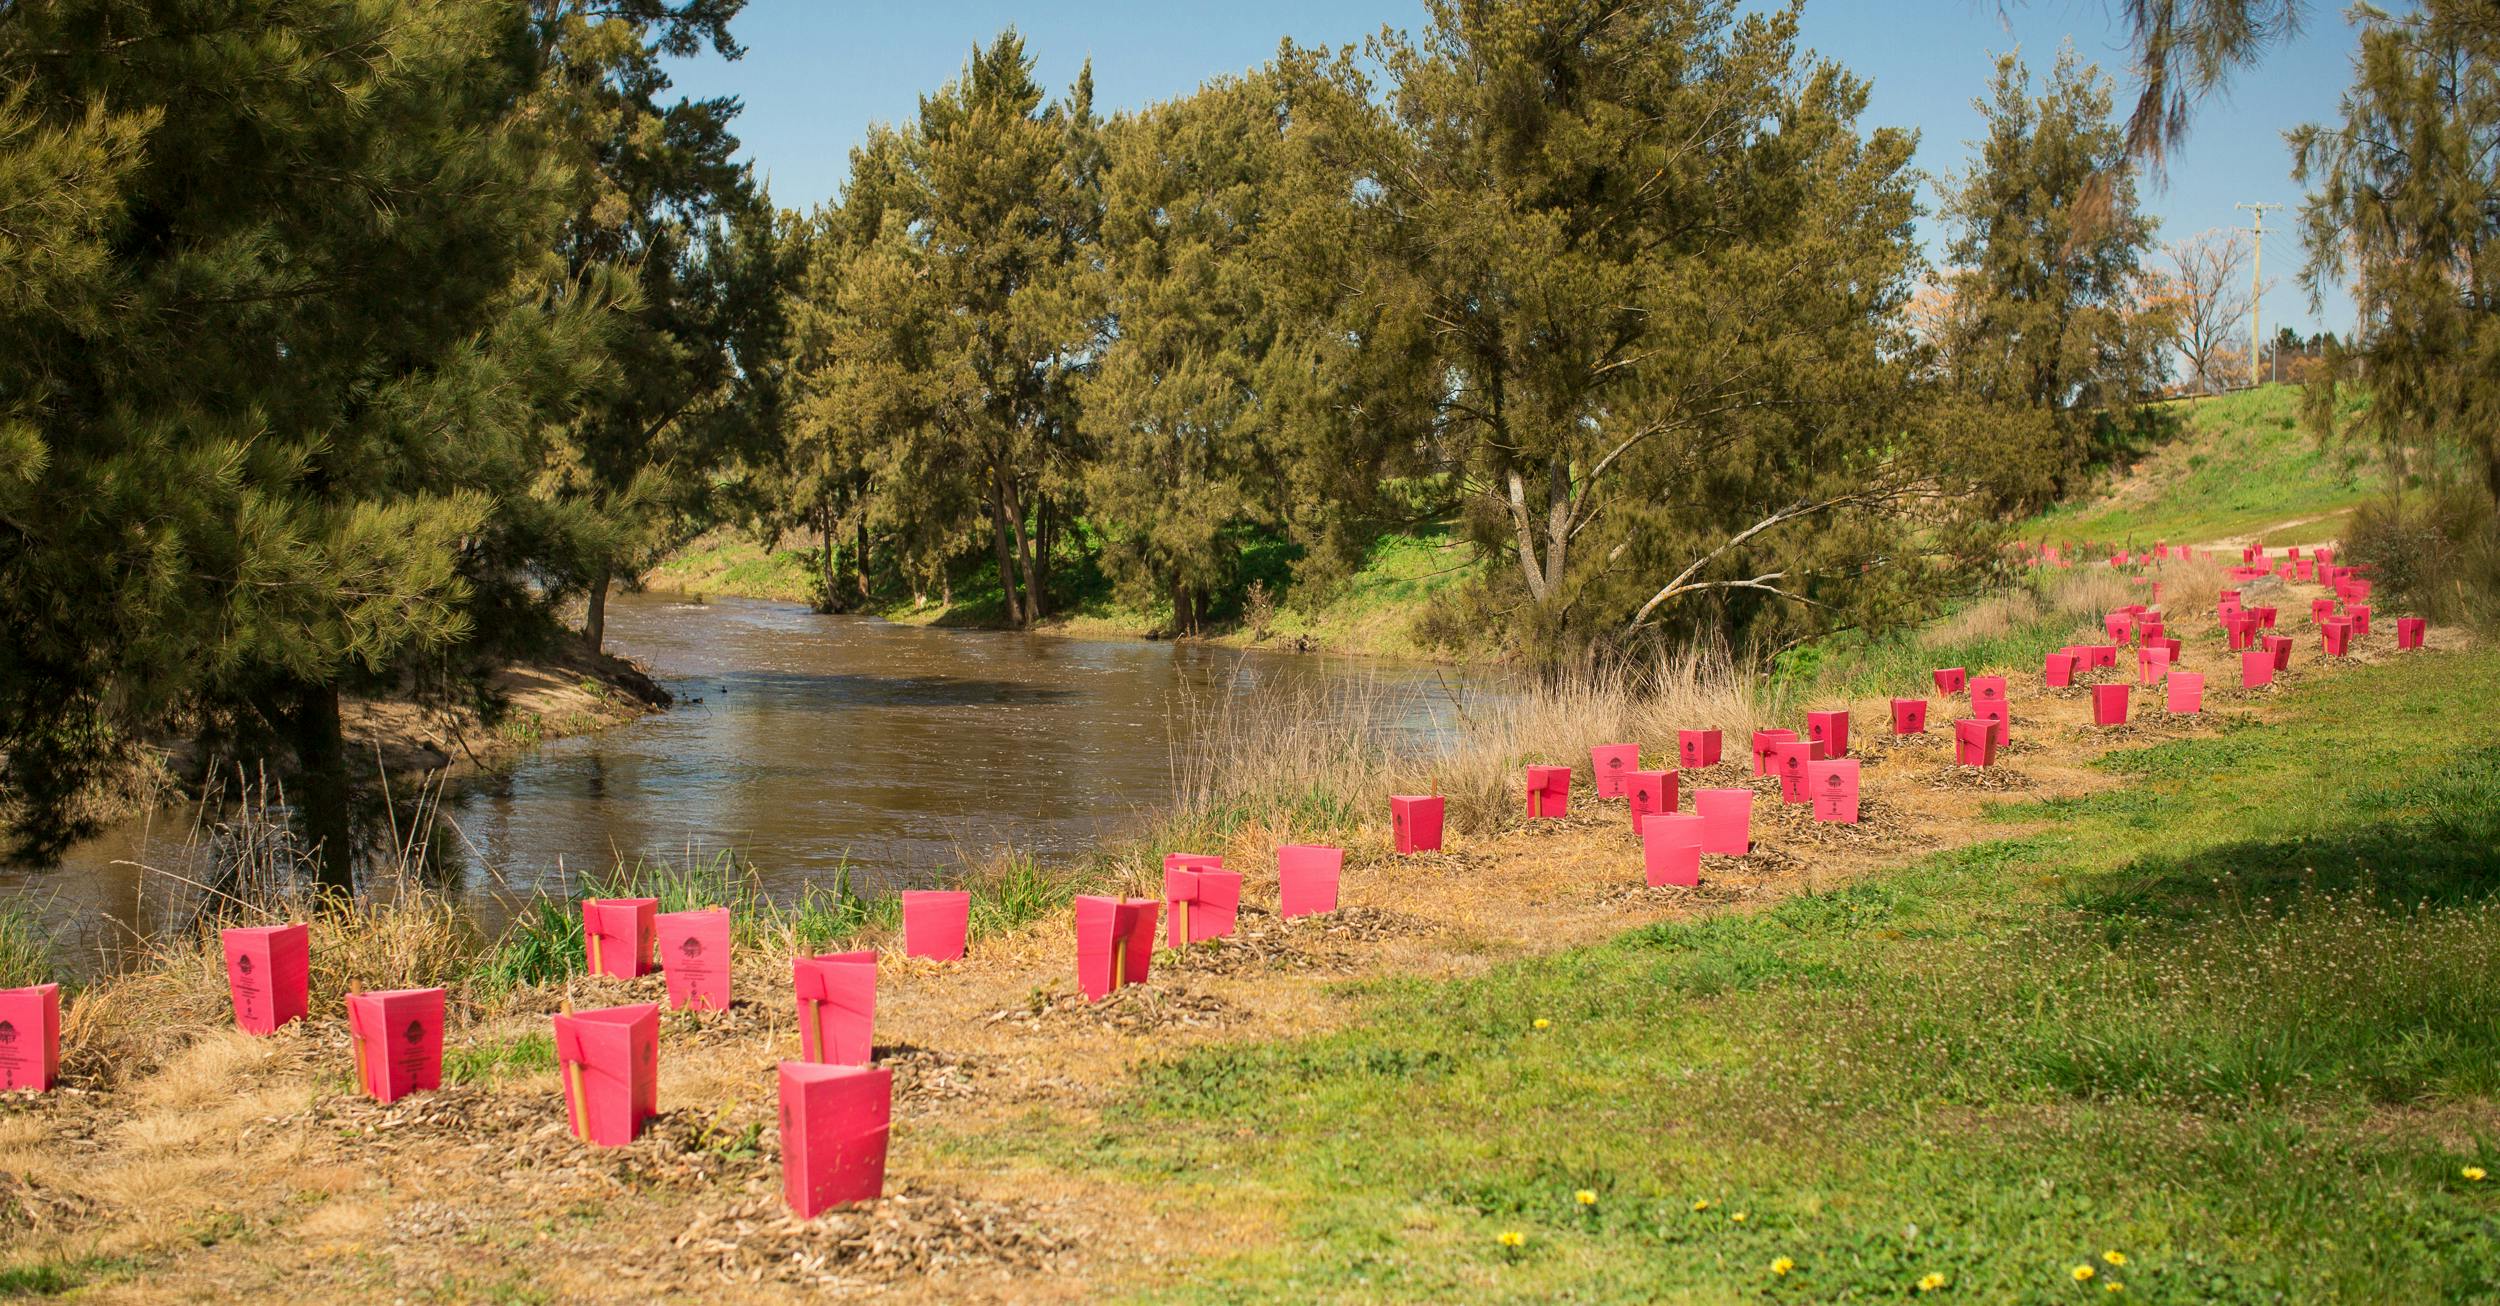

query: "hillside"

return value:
[2025, 384, 2379, 549]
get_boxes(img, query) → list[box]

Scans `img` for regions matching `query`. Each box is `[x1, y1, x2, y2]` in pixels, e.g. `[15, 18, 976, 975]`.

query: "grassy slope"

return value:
[963, 649, 2500, 1302]
[2027, 385, 2378, 549]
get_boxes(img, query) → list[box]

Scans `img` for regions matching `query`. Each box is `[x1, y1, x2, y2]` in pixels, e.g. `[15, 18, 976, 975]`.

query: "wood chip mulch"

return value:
[1760, 796, 1936, 852]
[1916, 764, 2040, 792]
[984, 983, 1239, 1037]
[667, 1187, 1071, 1289]
[1155, 906, 1435, 978]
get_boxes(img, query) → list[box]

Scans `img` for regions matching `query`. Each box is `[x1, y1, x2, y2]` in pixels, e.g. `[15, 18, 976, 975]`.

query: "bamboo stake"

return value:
[347, 987, 366, 1096]
[810, 998, 829, 1064]
[1172, 898, 1190, 950]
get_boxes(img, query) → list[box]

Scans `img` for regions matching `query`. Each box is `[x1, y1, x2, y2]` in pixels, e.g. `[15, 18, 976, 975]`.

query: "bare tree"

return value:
[2165, 228, 2255, 394]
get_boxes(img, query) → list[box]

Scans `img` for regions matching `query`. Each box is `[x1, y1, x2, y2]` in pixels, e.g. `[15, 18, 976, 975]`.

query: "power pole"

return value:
[2235, 201, 2281, 387]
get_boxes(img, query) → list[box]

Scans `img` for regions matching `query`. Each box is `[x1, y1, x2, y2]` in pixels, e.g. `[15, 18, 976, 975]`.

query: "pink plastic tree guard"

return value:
[2044, 651, 2079, 688]
[2266, 634, 2294, 671]
[779, 1061, 892, 1218]
[2166, 671, 2205, 715]
[1970, 674, 2009, 708]
[1769, 739, 1812, 804]
[1804, 710, 1850, 760]
[1974, 699, 2011, 748]
[656, 908, 733, 1011]
[899, 890, 971, 962]
[346, 987, 444, 1104]
[1677, 729, 1722, 769]
[792, 951, 877, 1065]
[2348, 605, 2372, 637]
[554, 1002, 659, 1147]
[2091, 683, 2131, 726]
[1750, 728, 1800, 778]
[1954, 718, 1998, 767]
[581, 897, 658, 979]
[1932, 667, 1968, 696]
[1275, 845, 1345, 919]
[2241, 647, 2276, 688]
[1391, 795, 1446, 854]
[2136, 646, 2173, 687]
[1162, 865, 1242, 947]
[1589, 744, 1639, 799]
[1624, 769, 1677, 832]
[1806, 758, 1861, 824]
[1640, 813, 1704, 887]
[1525, 765, 1573, 818]
[0, 984, 61, 1093]
[1693, 788, 1753, 856]
[2396, 617, 2426, 650]
[221, 923, 311, 1036]
[1073, 896, 1158, 1002]
[1891, 698, 1928, 734]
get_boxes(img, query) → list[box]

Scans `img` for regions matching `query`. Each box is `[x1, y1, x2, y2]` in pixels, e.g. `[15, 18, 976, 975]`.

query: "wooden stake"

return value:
[1172, 899, 1190, 950]
[1111, 942, 1127, 992]
[347, 987, 367, 1096]
[587, 926, 604, 978]
[558, 997, 585, 1141]
[804, 997, 823, 1062]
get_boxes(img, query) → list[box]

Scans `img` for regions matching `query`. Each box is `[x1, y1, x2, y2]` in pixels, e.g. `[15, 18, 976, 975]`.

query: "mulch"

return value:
[984, 983, 1240, 1037]
[1759, 795, 1935, 852]
[1915, 763, 2039, 792]
[666, 1187, 1070, 1291]
[1154, 906, 1435, 979]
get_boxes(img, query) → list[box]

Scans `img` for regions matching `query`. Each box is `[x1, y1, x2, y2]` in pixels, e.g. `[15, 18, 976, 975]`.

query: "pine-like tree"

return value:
[0, 0, 619, 876]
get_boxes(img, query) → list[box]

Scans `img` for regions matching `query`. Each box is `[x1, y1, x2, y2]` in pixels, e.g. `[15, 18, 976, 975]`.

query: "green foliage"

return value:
[1932, 47, 2174, 503]
[2342, 485, 2500, 628]
[443, 1031, 556, 1085]
[0, 0, 628, 865]
[2293, 1, 2500, 514]
[1004, 648, 2500, 1300]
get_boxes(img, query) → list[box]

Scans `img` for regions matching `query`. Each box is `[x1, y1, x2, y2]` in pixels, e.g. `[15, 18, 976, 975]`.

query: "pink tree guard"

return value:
[792, 952, 876, 1065]
[779, 1061, 892, 1217]
[1275, 845, 1345, 919]
[346, 987, 444, 1104]
[899, 891, 971, 962]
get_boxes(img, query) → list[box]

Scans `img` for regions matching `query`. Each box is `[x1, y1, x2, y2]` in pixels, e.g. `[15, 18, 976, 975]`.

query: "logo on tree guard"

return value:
[682, 936, 703, 957]
[237, 954, 253, 975]
[0, 1020, 15, 1044]
[1606, 756, 1623, 769]
[405, 1019, 424, 1044]
[1825, 774, 1843, 788]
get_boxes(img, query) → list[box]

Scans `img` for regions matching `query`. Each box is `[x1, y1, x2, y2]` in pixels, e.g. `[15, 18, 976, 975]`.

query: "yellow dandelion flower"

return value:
[2102, 1250, 2128, 1266]
[1917, 1272, 1948, 1292]
[2072, 1264, 2096, 1282]
[1574, 1189, 1598, 1207]
[2466, 1166, 2488, 1182]
[1731, 1211, 1749, 1223]
[1691, 1198, 1713, 1212]
[1496, 1230, 1525, 1248]
[1770, 1256, 1795, 1276]
[1533, 1018, 1552, 1030]
[2104, 1283, 2125, 1294]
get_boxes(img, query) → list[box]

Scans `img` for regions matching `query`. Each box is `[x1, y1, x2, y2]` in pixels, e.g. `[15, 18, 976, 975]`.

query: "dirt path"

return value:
[0, 574, 2437, 1302]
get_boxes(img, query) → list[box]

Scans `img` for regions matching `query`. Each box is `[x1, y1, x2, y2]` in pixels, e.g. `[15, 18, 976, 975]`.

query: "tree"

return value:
[2292, 0, 2500, 500]
[0, 0, 619, 877]
[526, 0, 787, 653]
[2164, 228, 2256, 393]
[1322, 0, 2014, 654]
[1935, 49, 2173, 498]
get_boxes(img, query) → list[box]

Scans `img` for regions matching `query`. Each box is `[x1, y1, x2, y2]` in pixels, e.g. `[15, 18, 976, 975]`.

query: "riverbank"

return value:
[5, 558, 2490, 1299]
[3, 639, 672, 857]
[644, 526, 1475, 662]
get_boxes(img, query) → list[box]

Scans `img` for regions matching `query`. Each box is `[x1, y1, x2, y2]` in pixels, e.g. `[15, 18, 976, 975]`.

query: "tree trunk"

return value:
[1017, 489, 1047, 621]
[854, 516, 871, 603]
[289, 679, 354, 894]
[988, 481, 1024, 626]
[584, 561, 611, 653]
[816, 502, 839, 613]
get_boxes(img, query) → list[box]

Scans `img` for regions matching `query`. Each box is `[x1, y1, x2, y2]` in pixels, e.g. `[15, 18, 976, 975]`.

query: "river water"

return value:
[5, 591, 1483, 970]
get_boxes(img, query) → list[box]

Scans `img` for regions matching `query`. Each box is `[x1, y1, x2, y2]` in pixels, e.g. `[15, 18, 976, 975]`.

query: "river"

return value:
[4, 591, 1485, 971]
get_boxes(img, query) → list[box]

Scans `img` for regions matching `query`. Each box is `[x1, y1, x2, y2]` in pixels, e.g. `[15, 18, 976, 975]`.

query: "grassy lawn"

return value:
[965, 647, 2500, 1302]
[2028, 386, 2379, 549]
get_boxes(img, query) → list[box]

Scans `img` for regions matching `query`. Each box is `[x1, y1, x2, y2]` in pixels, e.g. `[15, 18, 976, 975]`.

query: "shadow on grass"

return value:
[2067, 743, 2500, 919]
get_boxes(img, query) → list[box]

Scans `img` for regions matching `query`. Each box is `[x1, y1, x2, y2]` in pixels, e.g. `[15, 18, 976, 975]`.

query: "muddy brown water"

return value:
[5, 591, 1492, 973]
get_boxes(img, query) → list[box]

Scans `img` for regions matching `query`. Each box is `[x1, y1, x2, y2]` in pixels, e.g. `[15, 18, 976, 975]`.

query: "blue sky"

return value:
[663, 0, 2365, 335]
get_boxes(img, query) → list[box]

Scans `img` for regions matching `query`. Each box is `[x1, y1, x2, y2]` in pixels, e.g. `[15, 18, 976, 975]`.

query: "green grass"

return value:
[643, 533, 819, 605]
[0, 897, 50, 990]
[964, 647, 2500, 1302]
[2027, 385, 2378, 549]
[442, 1031, 555, 1084]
